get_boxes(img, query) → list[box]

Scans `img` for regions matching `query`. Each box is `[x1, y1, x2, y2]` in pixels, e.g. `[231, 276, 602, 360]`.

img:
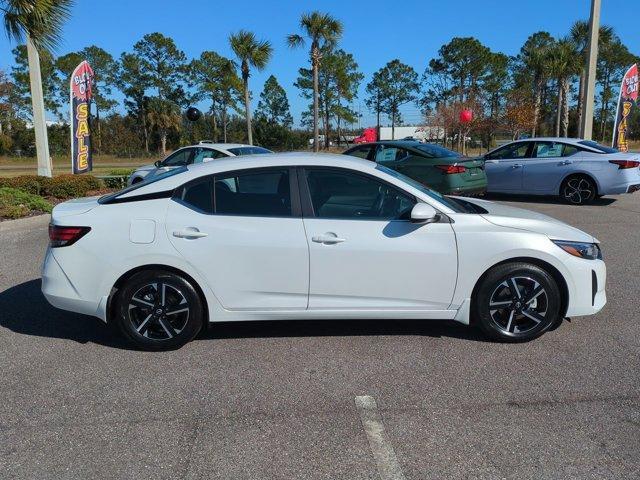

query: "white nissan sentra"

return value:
[42, 153, 606, 350]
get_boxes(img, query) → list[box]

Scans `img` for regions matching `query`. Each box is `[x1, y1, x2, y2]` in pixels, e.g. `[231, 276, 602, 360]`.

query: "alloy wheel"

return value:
[488, 276, 549, 335]
[128, 282, 190, 340]
[563, 178, 594, 205]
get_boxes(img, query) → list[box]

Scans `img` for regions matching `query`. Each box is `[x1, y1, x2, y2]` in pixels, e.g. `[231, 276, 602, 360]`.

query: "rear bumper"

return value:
[41, 248, 106, 320]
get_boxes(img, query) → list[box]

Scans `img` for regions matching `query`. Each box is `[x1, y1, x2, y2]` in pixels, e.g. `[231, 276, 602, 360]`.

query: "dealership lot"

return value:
[1, 194, 639, 479]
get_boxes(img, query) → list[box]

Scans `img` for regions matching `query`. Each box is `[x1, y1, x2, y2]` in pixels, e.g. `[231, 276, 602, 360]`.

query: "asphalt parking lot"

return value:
[1, 194, 639, 480]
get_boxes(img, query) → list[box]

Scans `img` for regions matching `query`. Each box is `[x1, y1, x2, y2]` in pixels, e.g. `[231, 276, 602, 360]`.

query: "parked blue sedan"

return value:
[483, 137, 640, 204]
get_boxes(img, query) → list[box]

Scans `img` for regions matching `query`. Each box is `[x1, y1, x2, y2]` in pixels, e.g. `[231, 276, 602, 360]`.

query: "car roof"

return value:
[351, 140, 425, 147]
[192, 143, 252, 150]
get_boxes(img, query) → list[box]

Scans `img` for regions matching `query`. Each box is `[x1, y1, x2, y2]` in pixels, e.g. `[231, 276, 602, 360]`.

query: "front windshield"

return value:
[375, 164, 469, 213]
[98, 166, 188, 204]
[578, 140, 618, 154]
[414, 143, 459, 158]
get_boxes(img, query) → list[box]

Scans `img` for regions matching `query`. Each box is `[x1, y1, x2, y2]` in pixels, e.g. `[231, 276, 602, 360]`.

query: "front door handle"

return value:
[173, 228, 208, 239]
[512, 163, 523, 169]
[312, 233, 346, 244]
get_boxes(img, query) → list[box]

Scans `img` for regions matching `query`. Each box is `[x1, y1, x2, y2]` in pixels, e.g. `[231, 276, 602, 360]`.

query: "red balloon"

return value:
[459, 109, 473, 123]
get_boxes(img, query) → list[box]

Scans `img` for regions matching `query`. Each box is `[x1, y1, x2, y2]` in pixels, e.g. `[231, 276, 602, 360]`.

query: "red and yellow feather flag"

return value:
[69, 61, 95, 174]
[612, 64, 638, 152]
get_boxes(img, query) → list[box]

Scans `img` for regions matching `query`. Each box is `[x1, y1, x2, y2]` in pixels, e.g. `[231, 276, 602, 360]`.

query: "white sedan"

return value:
[42, 154, 606, 350]
[127, 142, 273, 185]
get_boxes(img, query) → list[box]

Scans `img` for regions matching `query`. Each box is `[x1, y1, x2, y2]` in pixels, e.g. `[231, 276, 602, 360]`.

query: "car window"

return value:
[192, 148, 226, 163]
[162, 149, 193, 167]
[533, 141, 563, 158]
[345, 146, 373, 160]
[486, 142, 530, 160]
[214, 169, 291, 216]
[562, 144, 579, 157]
[99, 167, 188, 204]
[578, 140, 618, 153]
[180, 179, 213, 213]
[374, 146, 409, 163]
[227, 146, 273, 156]
[414, 143, 459, 158]
[305, 168, 415, 220]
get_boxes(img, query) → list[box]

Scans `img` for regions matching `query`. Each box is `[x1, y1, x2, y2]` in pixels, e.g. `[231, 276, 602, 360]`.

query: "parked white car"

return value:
[127, 142, 273, 185]
[483, 137, 640, 204]
[43, 153, 606, 350]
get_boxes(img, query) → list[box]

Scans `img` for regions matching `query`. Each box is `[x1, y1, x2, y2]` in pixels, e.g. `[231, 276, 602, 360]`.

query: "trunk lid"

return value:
[52, 196, 100, 219]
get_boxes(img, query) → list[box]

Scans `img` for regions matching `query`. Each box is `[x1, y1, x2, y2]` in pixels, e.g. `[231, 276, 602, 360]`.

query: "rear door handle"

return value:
[559, 160, 572, 165]
[173, 228, 208, 239]
[312, 233, 346, 244]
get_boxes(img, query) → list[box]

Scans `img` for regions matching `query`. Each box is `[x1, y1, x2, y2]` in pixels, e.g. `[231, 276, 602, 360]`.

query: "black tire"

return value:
[473, 262, 562, 342]
[115, 270, 204, 350]
[560, 175, 597, 205]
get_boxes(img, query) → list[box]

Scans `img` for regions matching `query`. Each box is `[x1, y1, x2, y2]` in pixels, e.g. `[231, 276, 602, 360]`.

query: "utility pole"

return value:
[26, 35, 52, 177]
[580, 0, 601, 140]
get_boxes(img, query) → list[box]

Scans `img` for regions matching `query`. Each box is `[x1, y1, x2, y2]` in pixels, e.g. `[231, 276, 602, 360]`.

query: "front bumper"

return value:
[565, 257, 606, 317]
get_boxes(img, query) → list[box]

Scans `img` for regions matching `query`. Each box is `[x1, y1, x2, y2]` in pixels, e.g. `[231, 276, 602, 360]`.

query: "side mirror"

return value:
[154, 160, 162, 168]
[410, 203, 439, 224]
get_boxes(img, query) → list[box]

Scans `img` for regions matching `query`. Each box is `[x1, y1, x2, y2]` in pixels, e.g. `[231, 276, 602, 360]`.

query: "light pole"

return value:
[580, 0, 601, 140]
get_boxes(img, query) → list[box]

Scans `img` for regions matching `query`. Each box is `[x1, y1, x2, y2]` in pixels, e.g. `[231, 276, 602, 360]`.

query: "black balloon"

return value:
[185, 107, 202, 122]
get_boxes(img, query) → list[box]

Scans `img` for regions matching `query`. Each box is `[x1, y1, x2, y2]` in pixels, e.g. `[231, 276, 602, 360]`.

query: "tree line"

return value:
[0, 10, 638, 158]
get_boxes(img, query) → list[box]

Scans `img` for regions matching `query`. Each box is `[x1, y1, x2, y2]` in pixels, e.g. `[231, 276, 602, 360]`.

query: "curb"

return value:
[0, 213, 51, 232]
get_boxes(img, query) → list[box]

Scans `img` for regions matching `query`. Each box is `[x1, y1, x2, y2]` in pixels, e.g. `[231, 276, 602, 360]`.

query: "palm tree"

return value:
[570, 20, 613, 132]
[229, 30, 272, 145]
[548, 39, 582, 137]
[2, 0, 73, 177]
[146, 98, 181, 154]
[287, 11, 343, 152]
[519, 32, 554, 137]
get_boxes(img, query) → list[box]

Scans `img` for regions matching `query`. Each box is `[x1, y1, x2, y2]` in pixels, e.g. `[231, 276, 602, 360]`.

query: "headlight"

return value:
[552, 240, 602, 260]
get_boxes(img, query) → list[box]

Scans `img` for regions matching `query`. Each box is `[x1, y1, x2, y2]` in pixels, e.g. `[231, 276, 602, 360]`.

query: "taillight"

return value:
[609, 159, 640, 169]
[436, 164, 466, 174]
[48, 225, 91, 247]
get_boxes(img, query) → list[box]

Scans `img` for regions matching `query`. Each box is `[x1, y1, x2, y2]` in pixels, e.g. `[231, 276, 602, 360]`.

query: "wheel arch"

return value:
[470, 256, 569, 323]
[106, 264, 210, 325]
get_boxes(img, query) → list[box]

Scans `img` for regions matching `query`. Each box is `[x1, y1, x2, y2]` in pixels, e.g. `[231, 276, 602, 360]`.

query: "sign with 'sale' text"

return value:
[70, 61, 94, 174]
[612, 64, 638, 152]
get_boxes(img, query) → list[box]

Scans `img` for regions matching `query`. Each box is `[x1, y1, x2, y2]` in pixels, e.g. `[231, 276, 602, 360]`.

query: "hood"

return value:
[461, 197, 597, 243]
[52, 196, 100, 219]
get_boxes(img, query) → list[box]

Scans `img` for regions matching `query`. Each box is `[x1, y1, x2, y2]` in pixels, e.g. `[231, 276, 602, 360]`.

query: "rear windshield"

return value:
[578, 140, 618, 153]
[228, 146, 273, 156]
[98, 167, 187, 204]
[414, 144, 459, 158]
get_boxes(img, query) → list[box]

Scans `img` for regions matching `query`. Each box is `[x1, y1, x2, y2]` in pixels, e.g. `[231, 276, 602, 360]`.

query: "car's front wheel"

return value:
[474, 262, 562, 342]
[116, 270, 204, 350]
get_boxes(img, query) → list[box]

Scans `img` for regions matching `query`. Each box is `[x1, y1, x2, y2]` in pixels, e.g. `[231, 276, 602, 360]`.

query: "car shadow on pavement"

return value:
[1, 279, 490, 347]
[483, 193, 617, 206]
[200, 318, 487, 342]
[0, 279, 128, 349]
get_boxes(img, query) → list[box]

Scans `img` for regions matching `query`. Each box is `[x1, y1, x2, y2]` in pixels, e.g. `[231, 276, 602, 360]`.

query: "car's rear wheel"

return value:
[560, 175, 597, 205]
[474, 262, 562, 342]
[116, 270, 204, 350]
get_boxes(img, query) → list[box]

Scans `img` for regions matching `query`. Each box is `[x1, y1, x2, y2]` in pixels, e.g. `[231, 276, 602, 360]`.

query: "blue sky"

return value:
[1, 0, 637, 127]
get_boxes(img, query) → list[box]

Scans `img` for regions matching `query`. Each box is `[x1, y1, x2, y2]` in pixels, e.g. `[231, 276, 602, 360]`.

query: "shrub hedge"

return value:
[0, 187, 52, 219]
[0, 174, 104, 199]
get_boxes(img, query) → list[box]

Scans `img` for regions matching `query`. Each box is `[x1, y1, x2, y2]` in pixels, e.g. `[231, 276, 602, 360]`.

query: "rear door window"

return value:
[214, 168, 291, 216]
[374, 146, 410, 163]
[533, 142, 563, 158]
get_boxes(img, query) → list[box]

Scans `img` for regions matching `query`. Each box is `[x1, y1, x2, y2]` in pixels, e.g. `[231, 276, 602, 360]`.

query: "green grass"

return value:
[0, 187, 52, 219]
[0, 154, 154, 178]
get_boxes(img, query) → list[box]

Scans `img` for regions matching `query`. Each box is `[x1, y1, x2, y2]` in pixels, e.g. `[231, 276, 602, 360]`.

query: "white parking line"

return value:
[355, 395, 406, 480]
